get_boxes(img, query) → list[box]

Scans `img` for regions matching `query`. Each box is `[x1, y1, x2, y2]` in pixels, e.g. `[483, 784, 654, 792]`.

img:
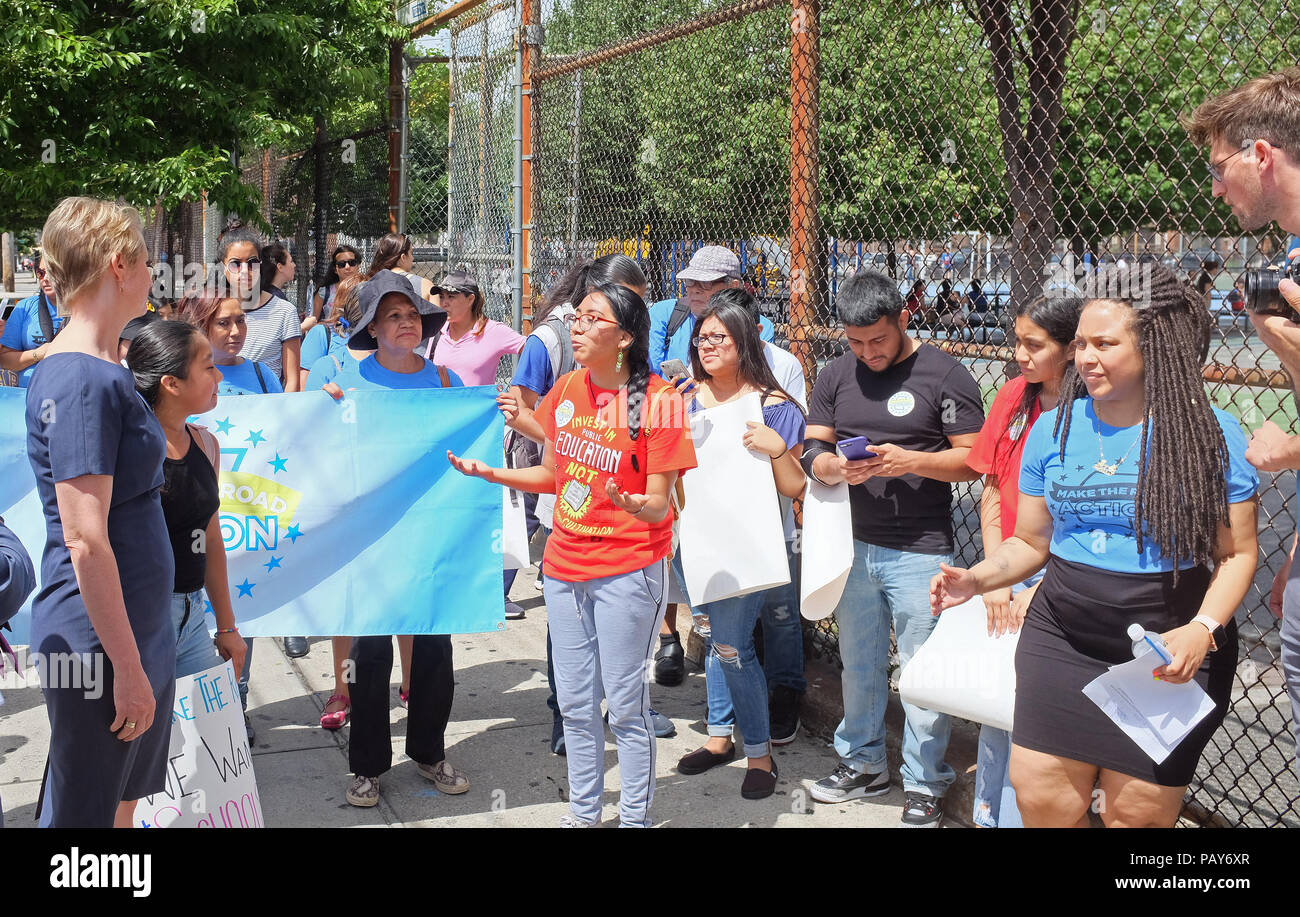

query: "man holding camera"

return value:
[1185, 66, 1300, 759]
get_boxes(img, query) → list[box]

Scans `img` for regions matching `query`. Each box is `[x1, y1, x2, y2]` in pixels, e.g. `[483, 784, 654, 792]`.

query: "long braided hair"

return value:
[1053, 263, 1228, 571]
[590, 281, 651, 441]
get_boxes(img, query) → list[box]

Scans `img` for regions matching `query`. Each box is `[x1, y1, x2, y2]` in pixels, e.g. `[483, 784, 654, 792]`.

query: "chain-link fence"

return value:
[435, 0, 1300, 826]
[441, 0, 521, 333]
[129, 111, 395, 326]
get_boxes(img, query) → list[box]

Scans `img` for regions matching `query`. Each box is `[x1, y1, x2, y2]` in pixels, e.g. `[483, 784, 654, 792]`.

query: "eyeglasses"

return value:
[691, 332, 731, 348]
[35, 267, 46, 279]
[563, 312, 621, 333]
[684, 278, 728, 292]
[1208, 146, 1247, 183]
[335, 258, 358, 269]
[225, 257, 261, 272]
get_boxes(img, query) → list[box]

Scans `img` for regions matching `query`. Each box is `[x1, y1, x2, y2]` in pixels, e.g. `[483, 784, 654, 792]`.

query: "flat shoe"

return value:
[320, 693, 350, 730]
[677, 745, 736, 775]
[741, 760, 779, 800]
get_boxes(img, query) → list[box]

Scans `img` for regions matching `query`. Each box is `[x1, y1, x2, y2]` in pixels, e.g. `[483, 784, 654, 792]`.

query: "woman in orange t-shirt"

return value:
[962, 292, 1083, 828]
[449, 281, 696, 828]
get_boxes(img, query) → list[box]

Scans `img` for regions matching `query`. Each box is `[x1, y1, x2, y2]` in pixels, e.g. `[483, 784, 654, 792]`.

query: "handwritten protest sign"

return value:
[134, 660, 263, 829]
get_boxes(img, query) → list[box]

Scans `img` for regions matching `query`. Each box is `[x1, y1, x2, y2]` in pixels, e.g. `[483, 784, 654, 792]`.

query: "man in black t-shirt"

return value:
[800, 269, 984, 827]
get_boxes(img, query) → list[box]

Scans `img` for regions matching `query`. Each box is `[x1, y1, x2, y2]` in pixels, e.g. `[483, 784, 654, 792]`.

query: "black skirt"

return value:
[1013, 555, 1237, 787]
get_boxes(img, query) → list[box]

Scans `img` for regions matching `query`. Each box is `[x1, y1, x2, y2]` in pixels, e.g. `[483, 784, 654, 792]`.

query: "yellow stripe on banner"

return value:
[218, 472, 303, 525]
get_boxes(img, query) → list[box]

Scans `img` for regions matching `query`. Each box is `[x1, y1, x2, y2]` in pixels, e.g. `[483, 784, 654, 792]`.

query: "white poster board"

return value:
[502, 486, 529, 570]
[134, 660, 264, 829]
[798, 479, 854, 620]
[898, 596, 1018, 731]
[678, 393, 789, 605]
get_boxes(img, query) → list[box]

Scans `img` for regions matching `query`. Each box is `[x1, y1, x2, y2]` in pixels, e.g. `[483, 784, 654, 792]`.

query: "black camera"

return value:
[1245, 257, 1300, 321]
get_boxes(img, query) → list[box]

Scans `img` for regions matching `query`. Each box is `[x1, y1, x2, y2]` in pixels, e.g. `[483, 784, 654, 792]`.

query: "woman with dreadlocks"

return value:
[930, 264, 1259, 827]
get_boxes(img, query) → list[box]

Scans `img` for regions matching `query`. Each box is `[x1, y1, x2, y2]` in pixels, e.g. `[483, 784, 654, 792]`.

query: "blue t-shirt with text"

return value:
[1, 293, 66, 387]
[1018, 398, 1257, 573]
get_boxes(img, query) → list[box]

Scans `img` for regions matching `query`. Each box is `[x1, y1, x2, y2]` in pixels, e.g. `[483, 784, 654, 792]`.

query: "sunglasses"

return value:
[225, 257, 261, 271]
[335, 258, 358, 269]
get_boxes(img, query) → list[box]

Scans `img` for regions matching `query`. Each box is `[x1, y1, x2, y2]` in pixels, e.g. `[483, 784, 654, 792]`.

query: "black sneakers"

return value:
[653, 634, 685, 686]
[899, 791, 944, 828]
[769, 685, 802, 746]
[809, 763, 891, 803]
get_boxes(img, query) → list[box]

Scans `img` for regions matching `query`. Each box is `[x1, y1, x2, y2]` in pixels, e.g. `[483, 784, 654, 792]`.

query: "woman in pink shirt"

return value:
[424, 270, 524, 386]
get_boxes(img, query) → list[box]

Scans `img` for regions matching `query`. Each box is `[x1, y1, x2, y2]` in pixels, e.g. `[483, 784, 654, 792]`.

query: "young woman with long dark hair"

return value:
[127, 321, 246, 683]
[931, 265, 1259, 827]
[312, 244, 361, 323]
[217, 226, 302, 391]
[962, 293, 1084, 828]
[449, 282, 696, 827]
[669, 294, 806, 799]
[366, 233, 436, 301]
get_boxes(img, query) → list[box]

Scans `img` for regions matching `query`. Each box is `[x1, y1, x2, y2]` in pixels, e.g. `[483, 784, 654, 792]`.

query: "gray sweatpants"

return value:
[545, 558, 668, 827]
[1283, 567, 1300, 778]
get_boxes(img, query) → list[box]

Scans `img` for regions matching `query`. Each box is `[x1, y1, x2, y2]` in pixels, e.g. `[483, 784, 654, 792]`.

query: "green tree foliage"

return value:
[0, 0, 404, 232]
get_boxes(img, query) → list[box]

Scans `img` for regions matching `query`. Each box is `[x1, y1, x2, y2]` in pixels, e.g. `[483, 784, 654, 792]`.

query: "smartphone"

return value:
[838, 435, 878, 460]
[660, 358, 688, 380]
[1, 303, 15, 322]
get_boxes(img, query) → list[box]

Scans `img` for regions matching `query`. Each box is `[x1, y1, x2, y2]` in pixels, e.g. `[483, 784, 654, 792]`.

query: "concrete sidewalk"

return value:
[0, 563, 944, 828]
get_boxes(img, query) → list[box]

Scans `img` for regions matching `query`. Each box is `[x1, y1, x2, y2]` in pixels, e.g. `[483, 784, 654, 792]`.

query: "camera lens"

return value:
[1244, 269, 1281, 314]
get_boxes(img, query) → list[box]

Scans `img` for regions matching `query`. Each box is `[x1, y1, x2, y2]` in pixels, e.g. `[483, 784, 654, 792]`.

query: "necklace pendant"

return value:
[1094, 459, 1116, 476]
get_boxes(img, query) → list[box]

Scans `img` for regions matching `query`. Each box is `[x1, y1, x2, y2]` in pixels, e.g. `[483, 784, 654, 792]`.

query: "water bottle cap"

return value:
[1126, 622, 1144, 640]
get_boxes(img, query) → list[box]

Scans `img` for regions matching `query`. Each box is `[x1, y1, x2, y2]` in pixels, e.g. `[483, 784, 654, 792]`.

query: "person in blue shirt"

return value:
[300, 274, 367, 390]
[179, 294, 283, 396]
[0, 253, 65, 386]
[314, 270, 470, 807]
[931, 263, 1259, 828]
[646, 245, 772, 378]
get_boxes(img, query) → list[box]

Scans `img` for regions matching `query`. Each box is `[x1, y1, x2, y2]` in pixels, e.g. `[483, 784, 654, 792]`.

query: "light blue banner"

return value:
[0, 386, 507, 642]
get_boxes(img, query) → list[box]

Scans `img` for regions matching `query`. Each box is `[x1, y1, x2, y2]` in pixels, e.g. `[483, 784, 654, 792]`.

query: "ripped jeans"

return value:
[696, 588, 770, 758]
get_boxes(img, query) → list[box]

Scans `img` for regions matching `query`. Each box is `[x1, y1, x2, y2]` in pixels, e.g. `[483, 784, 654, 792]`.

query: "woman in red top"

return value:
[963, 293, 1083, 827]
[449, 282, 696, 827]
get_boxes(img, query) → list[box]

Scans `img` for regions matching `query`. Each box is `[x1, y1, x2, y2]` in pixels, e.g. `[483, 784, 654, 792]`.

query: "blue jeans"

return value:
[171, 589, 221, 679]
[972, 574, 1041, 827]
[670, 543, 806, 738]
[833, 540, 955, 797]
[698, 589, 770, 757]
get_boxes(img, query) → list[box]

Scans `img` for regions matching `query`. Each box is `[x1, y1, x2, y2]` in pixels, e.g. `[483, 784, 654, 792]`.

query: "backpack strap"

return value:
[252, 361, 269, 393]
[665, 298, 692, 342]
[436, 364, 450, 388]
[36, 292, 57, 344]
[535, 313, 575, 382]
[330, 353, 342, 372]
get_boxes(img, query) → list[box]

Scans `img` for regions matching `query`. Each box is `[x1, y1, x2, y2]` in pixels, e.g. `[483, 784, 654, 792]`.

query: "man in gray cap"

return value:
[646, 245, 774, 378]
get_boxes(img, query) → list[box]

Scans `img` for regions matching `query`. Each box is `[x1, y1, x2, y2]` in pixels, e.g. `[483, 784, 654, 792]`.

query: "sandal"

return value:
[320, 693, 350, 730]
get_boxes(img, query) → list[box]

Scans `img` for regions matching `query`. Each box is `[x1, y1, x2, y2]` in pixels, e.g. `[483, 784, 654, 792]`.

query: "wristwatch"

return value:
[1191, 614, 1226, 652]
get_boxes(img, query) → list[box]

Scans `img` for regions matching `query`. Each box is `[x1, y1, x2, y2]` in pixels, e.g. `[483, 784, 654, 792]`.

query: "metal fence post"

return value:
[788, 0, 820, 379]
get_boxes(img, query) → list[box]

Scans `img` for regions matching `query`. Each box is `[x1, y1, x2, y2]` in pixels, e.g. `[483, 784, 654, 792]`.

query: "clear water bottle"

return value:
[1127, 622, 1171, 663]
